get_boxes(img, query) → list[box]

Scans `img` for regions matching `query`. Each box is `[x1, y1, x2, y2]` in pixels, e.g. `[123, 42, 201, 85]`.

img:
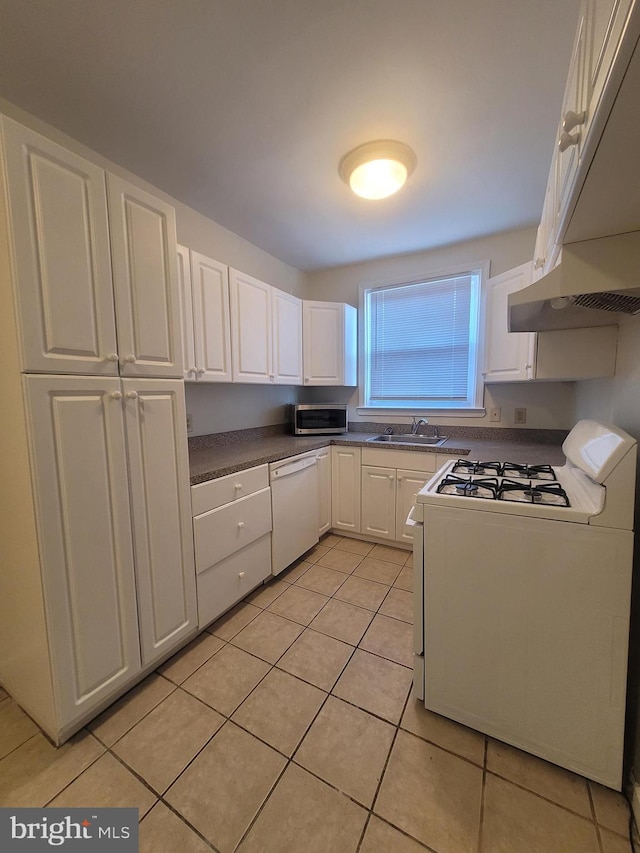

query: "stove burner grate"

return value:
[437, 475, 500, 499]
[498, 479, 570, 506]
[501, 462, 557, 480]
[451, 460, 502, 476]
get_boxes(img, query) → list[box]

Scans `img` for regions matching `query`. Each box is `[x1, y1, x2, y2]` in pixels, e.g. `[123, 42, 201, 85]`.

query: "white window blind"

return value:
[364, 271, 482, 409]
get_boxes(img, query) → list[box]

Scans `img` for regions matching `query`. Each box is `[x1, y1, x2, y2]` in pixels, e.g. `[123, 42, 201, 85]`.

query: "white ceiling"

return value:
[0, 0, 581, 271]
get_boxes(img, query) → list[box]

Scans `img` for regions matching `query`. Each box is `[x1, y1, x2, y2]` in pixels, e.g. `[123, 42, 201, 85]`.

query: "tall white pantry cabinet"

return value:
[0, 115, 197, 743]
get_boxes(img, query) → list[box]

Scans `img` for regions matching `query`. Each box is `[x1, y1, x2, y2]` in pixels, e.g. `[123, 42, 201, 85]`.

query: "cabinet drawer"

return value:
[191, 464, 268, 515]
[193, 487, 272, 573]
[197, 534, 271, 627]
[361, 448, 437, 473]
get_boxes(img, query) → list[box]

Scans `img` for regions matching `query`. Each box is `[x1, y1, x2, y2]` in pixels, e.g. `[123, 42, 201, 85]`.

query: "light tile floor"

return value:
[0, 533, 636, 853]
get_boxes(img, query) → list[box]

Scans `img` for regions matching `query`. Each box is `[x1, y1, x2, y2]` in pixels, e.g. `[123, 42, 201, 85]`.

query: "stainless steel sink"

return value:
[366, 434, 448, 447]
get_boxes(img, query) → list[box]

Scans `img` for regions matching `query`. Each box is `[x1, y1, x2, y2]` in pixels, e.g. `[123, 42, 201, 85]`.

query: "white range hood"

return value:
[508, 231, 640, 332]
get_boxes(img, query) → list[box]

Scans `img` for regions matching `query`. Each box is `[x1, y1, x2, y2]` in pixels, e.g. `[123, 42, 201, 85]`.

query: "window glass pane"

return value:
[364, 271, 481, 409]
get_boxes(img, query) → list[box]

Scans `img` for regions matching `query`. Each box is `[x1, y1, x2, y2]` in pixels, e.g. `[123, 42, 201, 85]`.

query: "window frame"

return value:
[357, 261, 488, 416]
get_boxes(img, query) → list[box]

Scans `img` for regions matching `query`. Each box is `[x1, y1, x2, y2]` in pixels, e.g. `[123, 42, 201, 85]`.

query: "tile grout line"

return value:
[587, 781, 605, 853]
[222, 537, 414, 849]
[476, 737, 489, 853]
[4, 534, 624, 851]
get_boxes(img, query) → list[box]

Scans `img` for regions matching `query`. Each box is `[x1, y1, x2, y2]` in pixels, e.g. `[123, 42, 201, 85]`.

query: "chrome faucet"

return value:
[411, 416, 428, 435]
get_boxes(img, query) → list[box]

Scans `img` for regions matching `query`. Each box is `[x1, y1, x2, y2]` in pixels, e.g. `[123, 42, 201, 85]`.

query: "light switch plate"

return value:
[489, 407, 501, 423]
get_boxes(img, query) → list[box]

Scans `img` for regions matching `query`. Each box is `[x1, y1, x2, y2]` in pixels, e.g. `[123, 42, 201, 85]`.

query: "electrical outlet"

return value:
[514, 407, 527, 425]
[489, 407, 501, 423]
[186, 413, 193, 434]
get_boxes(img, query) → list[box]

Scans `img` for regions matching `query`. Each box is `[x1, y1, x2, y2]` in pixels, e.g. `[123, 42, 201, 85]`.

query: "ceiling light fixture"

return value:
[339, 140, 417, 200]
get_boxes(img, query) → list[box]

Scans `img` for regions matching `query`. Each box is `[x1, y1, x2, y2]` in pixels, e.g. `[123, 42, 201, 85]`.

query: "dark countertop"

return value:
[189, 431, 567, 486]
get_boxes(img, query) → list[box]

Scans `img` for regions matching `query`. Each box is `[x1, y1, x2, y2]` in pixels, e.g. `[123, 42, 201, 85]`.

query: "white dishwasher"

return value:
[270, 451, 319, 576]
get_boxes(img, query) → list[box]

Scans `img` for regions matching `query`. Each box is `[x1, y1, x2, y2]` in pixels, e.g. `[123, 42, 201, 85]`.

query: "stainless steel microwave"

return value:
[291, 404, 348, 435]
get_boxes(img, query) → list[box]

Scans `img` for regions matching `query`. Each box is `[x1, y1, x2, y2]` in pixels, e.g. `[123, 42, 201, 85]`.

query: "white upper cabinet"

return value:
[0, 117, 183, 379]
[1, 117, 118, 375]
[485, 261, 618, 382]
[107, 175, 182, 378]
[303, 301, 357, 386]
[229, 268, 303, 385]
[272, 288, 303, 384]
[177, 246, 232, 382]
[190, 250, 232, 382]
[554, 5, 589, 238]
[229, 269, 273, 383]
[484, 263, 536, 382]
[122, 378, 198, 666]
[177, 245, 197, 380]
[537, 0, 640, 256]
[584, 0, 636, 145]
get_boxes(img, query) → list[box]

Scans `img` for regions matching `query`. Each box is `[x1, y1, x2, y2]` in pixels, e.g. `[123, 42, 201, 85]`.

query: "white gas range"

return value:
[409, 420, 637, 789]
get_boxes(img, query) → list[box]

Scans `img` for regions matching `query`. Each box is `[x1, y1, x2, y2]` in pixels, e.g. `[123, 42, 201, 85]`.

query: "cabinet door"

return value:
[331, 446, 361, 533]
[2, 117, 118, 376]
[191, 251, 232, 382]
[303, 302, 344, 385]
[361, 466, 396, 541]
[122, 379, 198, 666]
[316, 447, 332, 536]
[396, 469, 430, 544]
[177, 245, 197, 381]
[484, 263, 536, 382]
[229, 269, 272, 383]
[23, 376, 141, 728]
[587, 0, 635, 126]
[272, 288, 303, 384]
[555, 5, 588, 237]
[107, 175, 182, 378]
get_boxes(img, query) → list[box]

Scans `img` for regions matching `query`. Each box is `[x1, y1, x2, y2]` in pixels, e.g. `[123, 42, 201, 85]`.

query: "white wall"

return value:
[305, 227, 577, 430]
[186, 383, 296, 436]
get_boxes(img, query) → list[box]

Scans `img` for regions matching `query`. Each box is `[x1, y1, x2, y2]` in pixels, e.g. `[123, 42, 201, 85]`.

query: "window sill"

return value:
[356, 407, 486, 418]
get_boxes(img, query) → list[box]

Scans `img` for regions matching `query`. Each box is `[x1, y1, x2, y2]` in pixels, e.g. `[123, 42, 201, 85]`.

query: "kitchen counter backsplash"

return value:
[348, 422, 570, 444]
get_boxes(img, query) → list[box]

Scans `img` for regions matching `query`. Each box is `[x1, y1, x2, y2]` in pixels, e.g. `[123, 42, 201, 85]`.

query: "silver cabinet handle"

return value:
[124, 354, 136, 364]
[126, 391, 138, 399]
[106, 353, 119, 362]
[197, 368, 205, 375]
[110, 391, 123, 400]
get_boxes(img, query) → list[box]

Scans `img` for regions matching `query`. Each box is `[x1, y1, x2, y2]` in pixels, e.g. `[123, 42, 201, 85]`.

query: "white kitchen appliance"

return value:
[410, 420, 637, 789]
[270, 451, 319, 575]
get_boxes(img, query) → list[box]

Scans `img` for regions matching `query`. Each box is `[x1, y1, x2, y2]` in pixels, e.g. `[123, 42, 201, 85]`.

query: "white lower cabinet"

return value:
[191, 465, 272, 626]
[361, 449, 437, 544]
[331, 446, 361, 533]
[316, 447, 332, 535]
[361, 466, 397, 540]
[22, 375, 196, 738]
[121, 379, 198, 666]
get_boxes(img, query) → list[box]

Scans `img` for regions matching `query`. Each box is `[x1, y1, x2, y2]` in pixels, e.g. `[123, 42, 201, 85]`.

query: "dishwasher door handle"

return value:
[271, 456, 317, 479]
